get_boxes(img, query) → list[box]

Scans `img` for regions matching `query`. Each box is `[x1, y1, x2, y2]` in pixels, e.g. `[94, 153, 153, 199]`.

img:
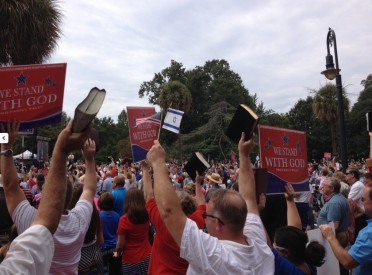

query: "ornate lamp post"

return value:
[320, 27, 348, 172]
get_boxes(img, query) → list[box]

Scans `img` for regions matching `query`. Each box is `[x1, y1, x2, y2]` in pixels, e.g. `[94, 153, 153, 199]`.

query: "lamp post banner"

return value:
[259, 125, 309, 194]
[127, 106, 160, 163]
[0, 63, 66, 130]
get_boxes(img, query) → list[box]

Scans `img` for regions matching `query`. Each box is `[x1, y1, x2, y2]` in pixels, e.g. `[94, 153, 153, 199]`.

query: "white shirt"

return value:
[348, 180, 365, 209]
[12, 199, 92, 274]
[0, 225, 54, 275]
[180, 213, 274, 274]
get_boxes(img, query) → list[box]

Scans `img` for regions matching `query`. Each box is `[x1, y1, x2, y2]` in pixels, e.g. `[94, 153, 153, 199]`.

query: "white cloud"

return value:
[49, 0, 372, 120]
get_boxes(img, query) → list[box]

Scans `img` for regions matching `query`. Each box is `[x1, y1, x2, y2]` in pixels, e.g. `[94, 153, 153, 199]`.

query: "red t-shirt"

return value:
[28, 178, 36, 190]
[117, 214, 151, 264]
[146, 198, 206, 274]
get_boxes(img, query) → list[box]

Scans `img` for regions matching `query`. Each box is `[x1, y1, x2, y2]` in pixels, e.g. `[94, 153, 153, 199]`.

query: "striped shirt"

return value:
[12, 199, 93, 274]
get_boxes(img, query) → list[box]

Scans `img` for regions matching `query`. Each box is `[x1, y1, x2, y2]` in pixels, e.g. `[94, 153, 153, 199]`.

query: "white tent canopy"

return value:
[13, 150, 37, 160]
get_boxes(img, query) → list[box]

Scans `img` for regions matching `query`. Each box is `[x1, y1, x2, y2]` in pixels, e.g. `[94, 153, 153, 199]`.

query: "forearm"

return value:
[142, 168, 154, 202]
[152, 162, 186, 245]
[327, 235, 357, 268]
[286, 199, 302, 229]
[33, 148, 67, 234]
[239, 155, 258, 214]
[84, 159, 97, 193]
[194, 182, 205, 206]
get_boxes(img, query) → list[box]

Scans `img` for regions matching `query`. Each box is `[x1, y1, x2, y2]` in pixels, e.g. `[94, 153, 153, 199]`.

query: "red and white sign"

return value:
[0, 63, 67, 130]
[127, 107, 160, 163]
[259, 125, 309, 193]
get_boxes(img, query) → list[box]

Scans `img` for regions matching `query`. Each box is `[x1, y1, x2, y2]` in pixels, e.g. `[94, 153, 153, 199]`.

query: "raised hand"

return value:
[147, 140, 166, 167]
[0, 120, 20, 146]
[284, 183, 295, 201]
[82, 138, 96, 161]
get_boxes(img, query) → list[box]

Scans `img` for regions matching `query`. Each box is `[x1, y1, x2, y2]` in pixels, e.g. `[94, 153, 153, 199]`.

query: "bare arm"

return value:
[194, 172, 206, 206]
[141, 160, 154, 202]
[320, 224, 359, 269]
[237, 133, 258, 214]
[79, 139, 97, 203]
[1, 121, 26, 215]
[114, 234, 126, 258]
[285, 183, 302, 229]
[33, 120, 91, 233]
[147, 140, 186, 246]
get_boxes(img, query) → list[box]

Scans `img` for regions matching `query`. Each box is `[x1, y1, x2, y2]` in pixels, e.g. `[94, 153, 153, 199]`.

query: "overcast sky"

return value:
[50, 0, 372, 121]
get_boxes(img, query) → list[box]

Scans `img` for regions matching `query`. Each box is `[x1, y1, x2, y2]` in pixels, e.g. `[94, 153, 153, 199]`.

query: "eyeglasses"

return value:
[202, 211, 225, 225]
[273, 243, 287, 252]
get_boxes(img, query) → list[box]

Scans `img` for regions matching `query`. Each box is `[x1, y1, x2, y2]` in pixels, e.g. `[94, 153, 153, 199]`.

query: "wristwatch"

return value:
[1, 149, 13, 157]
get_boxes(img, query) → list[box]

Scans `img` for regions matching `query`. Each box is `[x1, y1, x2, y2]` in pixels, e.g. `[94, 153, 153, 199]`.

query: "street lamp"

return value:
[320, 27, 348, 172]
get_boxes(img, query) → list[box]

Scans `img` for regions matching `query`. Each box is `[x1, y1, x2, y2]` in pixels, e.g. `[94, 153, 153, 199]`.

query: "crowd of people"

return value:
[0, 120, 371, 275]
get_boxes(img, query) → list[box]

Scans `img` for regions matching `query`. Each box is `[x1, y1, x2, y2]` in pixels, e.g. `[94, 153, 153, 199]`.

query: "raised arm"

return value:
[146, 140, 186, 246]
[285, 183, 302, 229]
[194, 172, 206, 206]
[0, 121, 26, 215]
[141, 160, 154, 202]
[237, 132, 258, 214]
[32, 120, 91, 233]
[79, 138, 97, 203]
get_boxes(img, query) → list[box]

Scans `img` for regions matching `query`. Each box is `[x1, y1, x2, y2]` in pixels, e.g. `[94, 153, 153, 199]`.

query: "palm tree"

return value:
[159, 80, 192, 160]
[312, 83, 349, 156]
[0, 0, 62, 65]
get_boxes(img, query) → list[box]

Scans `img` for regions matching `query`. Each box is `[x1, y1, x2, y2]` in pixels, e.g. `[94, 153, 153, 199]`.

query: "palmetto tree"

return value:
[0, 0, 62, 65]
[312, 83, 349, 156]
[159, 80, 192, 160]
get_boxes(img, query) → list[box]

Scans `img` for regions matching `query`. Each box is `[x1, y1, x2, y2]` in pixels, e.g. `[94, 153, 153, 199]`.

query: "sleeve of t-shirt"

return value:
[180, 218, 223, 273]
[0, 225, 54, 275]
[243, 213, 268, 244]
[348, 183, 364, 202]
[145, 198, 166, 234]
[348, 229, 372, 265]
[326, 202, 342, 223]
[11, 200, 37, 235]
[71, 199, 93, 234]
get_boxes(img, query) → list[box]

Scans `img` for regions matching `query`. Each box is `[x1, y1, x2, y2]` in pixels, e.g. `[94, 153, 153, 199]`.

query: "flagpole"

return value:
[157, 108, 164, 140]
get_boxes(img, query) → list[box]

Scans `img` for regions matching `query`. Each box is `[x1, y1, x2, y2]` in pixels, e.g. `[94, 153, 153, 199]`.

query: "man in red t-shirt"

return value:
[142, 161, 206, 274]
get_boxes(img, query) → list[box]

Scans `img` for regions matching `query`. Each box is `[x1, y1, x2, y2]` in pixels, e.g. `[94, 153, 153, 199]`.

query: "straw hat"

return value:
[207, 173, 222, 184]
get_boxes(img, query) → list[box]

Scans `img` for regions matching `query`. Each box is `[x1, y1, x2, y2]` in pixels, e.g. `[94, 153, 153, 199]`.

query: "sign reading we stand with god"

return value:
[0, 63, 67, 130]
[259, 125, 309, 194]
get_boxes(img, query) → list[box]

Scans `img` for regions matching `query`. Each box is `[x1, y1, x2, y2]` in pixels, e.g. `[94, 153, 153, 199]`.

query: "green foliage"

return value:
[347, 75, 372, 159]
[159, 80, 192, 113]
[0, 0, 62, 65]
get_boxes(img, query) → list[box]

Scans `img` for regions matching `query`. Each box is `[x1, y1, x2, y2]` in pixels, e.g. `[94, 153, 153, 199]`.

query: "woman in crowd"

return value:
[272, 184, 325, 275]
[98, 192, 120, 274]
[115, 188, 151, 274]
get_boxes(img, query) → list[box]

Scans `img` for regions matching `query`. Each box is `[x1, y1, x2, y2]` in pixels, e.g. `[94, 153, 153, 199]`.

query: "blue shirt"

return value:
[102, 177, 113, 193]
[112, 187, 127, 216]
[100, 211, 120, 248]
[273, 248, 317, 275]
[349, 219, 372, 275]
[317, 193, 350, 232]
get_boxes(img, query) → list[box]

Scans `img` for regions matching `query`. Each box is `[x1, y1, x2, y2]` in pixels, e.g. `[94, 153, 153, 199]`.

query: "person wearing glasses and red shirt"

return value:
[146, 133, 274, 274]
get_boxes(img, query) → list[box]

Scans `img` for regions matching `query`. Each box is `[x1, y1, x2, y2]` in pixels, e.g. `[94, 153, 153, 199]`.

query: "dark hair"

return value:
[209, 189, 247, 233]
[348, 168, 360, 180]
[275, 226, 325, 267]
[99, 192, 115, 211]
[124, 188, 149, 224]
[84, 204, 101, 244]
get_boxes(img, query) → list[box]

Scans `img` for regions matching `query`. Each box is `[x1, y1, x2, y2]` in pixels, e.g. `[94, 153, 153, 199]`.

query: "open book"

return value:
[184, 152, 211, 181]
[225, 104, 259, 143]
[72, 87, 106, 132]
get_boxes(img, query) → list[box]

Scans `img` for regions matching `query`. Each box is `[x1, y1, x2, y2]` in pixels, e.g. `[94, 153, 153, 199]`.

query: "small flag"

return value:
[135, 112, 161, 127]
[162, 108, 184, 134]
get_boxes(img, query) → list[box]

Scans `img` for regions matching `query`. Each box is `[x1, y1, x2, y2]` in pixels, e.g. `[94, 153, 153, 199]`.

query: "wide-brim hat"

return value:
[207, 173, 222, 184]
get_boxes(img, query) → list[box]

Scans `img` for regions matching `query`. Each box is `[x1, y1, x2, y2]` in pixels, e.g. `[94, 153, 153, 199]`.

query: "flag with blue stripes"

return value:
[162, 108, 184, 134]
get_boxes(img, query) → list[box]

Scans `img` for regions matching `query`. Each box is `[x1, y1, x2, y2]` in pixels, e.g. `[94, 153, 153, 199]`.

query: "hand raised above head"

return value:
[284, 183, 295, 201]
[146, 140, 166, 166]
[141, 160, 151, 171]
[82, 138, 96, 160]
[238, 132, 255, 157]
[0, 120, 20, 146]
[54, 120, 92, 156]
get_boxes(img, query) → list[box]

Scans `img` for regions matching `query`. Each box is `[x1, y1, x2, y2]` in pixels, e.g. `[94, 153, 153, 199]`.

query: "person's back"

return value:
[12, 198, 92, 273]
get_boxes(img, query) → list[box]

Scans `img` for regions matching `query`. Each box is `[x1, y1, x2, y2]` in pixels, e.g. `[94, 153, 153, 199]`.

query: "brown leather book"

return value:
[72, 87, 106, 133]
[225, 104, 259, 143]
[184, 152, 210, 181]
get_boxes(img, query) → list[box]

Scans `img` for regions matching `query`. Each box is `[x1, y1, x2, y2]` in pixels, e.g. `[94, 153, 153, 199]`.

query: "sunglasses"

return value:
[202, 211, 225, 225]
